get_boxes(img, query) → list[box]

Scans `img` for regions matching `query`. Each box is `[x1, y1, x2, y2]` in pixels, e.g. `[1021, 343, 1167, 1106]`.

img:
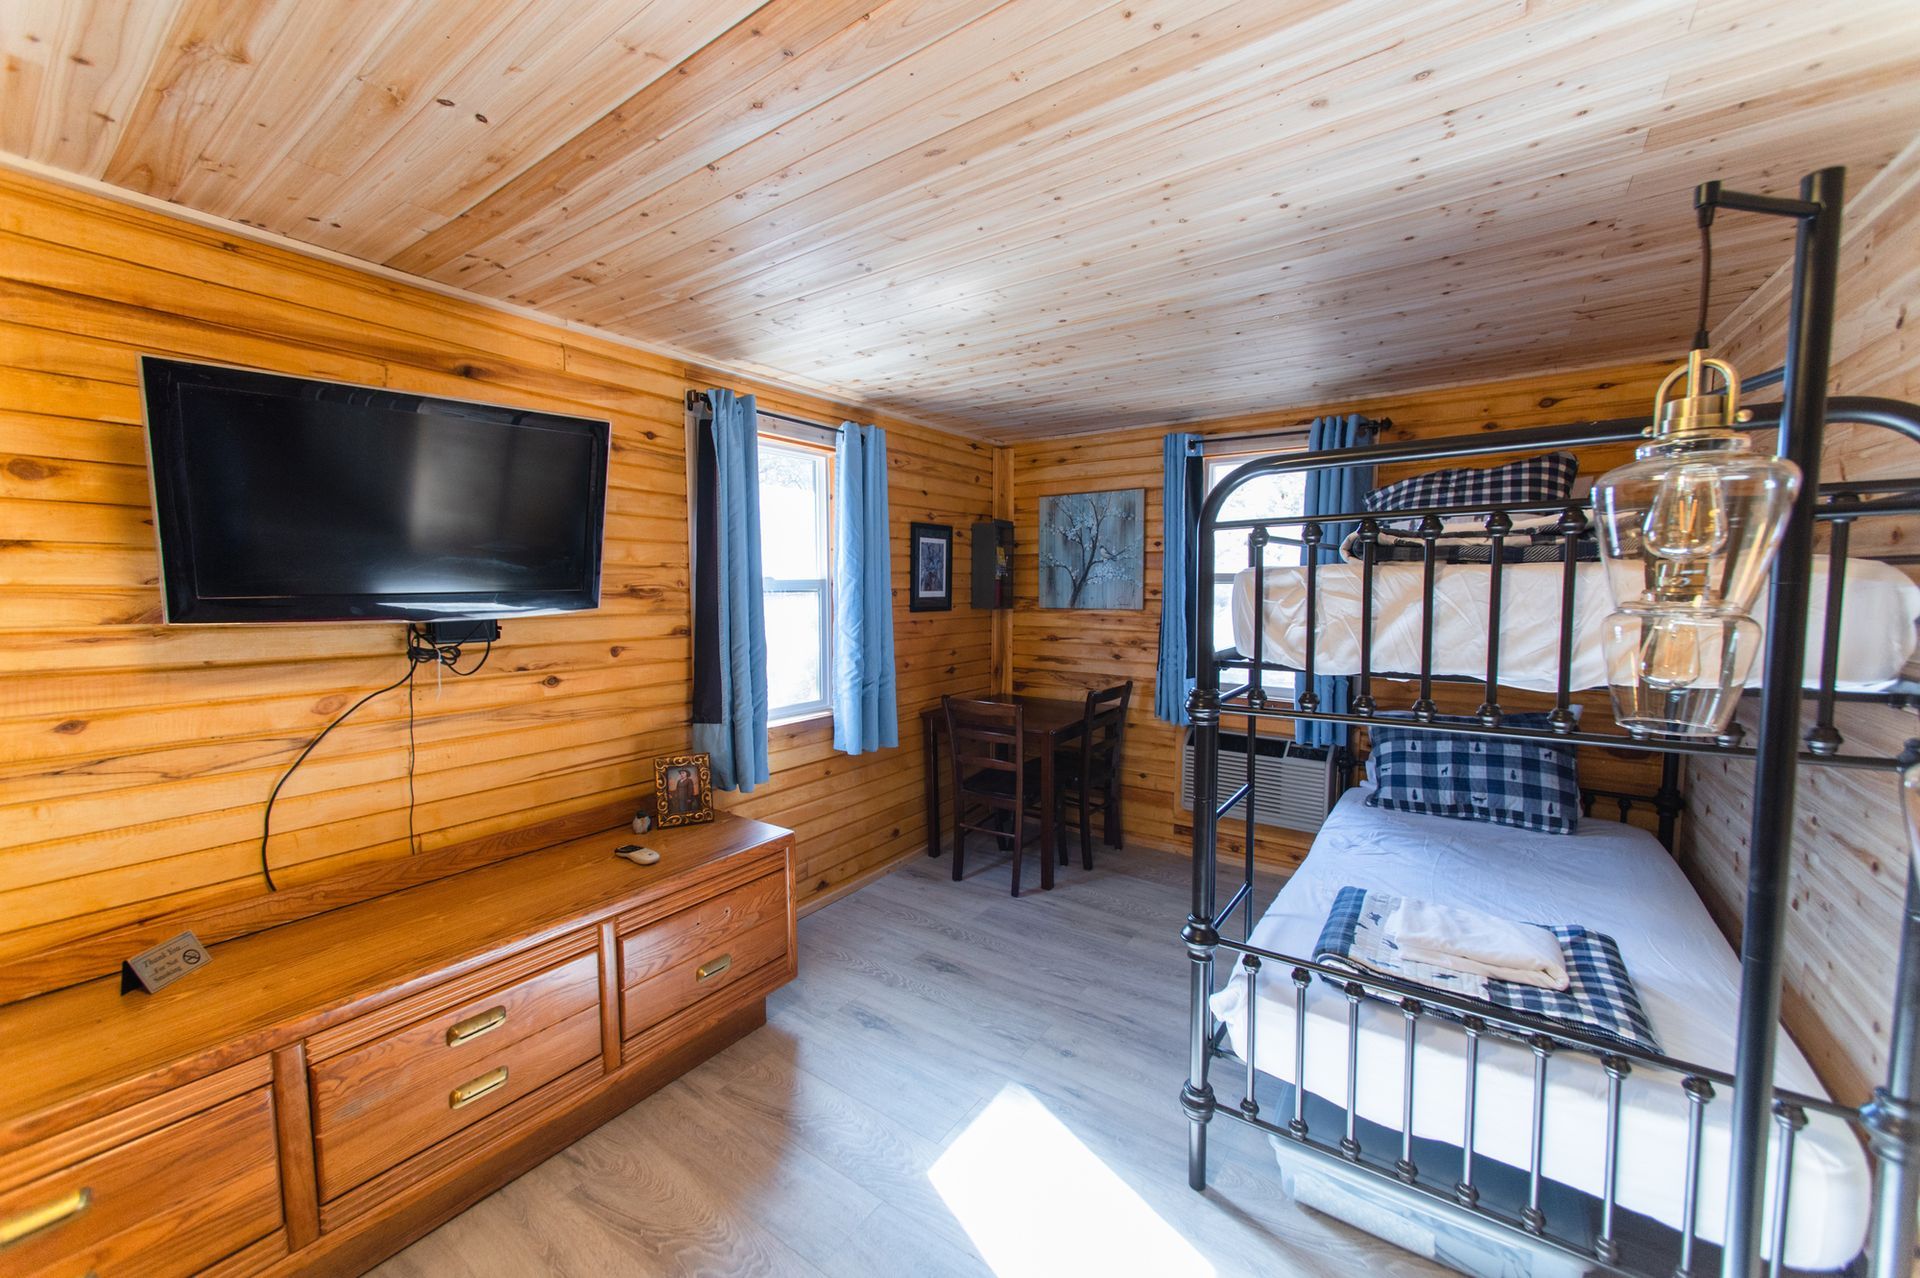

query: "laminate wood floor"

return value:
[371, 840, 1452, 1277]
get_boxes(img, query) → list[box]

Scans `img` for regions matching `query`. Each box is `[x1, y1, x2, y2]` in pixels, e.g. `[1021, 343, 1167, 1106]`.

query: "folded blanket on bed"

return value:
[1388, 896, 1569, 991]
[1314, 886, 1661, 1054]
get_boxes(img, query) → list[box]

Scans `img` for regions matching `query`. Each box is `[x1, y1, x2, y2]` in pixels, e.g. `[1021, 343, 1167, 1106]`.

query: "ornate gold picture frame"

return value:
[653, 752, 715, 827]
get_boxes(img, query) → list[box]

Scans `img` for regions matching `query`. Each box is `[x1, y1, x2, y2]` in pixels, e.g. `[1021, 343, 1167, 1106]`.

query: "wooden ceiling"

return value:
[4, 0, 1919, 440]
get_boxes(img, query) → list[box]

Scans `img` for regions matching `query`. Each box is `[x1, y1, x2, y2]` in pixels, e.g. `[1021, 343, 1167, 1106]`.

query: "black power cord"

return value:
[1692, 203, 1715, 352]
[402, 628, 493, 861]
[413, 629, 493, 677]
[258, 623, 496, 892]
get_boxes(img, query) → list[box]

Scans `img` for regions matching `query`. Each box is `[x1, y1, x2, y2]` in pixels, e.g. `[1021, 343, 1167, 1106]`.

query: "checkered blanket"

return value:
[1312, 885, 1661, 1055]
[1364, 451, 1579, 530]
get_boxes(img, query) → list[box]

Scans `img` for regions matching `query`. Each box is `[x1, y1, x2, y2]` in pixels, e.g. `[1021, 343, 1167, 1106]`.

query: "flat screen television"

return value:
[142, 357, 610, 624]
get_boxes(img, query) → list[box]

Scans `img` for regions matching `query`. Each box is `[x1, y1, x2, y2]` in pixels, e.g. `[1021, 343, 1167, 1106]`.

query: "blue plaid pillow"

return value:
[1365, 451, 1577, 527]
[1365, 712, 1579, 833]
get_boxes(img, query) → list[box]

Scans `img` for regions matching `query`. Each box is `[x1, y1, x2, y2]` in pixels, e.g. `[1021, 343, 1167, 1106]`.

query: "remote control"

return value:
[614, 844, 661, 867]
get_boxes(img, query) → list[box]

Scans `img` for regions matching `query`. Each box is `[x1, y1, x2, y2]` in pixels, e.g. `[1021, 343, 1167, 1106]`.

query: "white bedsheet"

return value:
[1209, 789, 1870, 1269]
[1229, 556, 1920, 692]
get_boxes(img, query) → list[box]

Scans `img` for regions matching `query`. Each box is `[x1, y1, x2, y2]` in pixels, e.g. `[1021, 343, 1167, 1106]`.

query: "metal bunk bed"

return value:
[1179, 166, 1920, 1277]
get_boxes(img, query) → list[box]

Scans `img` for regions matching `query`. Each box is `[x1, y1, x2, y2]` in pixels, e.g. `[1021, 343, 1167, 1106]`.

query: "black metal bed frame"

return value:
[1180, 167, 1920, 1277]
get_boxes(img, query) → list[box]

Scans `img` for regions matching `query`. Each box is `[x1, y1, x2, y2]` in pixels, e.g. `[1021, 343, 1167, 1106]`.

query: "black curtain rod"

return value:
[764, 409, 841, 432]
[684, 390, 842, 433]
[1195, 415, 1389, 458]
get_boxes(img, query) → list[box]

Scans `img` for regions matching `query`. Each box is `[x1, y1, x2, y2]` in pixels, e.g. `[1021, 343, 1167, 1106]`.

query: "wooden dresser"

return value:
[0, 815, 796, 1277]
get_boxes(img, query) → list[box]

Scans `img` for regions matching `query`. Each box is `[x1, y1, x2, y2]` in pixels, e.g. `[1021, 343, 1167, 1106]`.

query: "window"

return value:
[1205, 453, 1308, 653]
[758, 434, 832, 720]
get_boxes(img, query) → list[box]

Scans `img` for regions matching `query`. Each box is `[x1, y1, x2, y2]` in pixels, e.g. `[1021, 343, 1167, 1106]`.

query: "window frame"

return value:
[1204, 450, 1308, 689]
[757, 428, 835, 723]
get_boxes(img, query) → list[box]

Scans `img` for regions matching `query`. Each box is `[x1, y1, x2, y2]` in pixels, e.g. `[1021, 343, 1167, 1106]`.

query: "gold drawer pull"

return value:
[696, 953, 734, 982]
[448, 1066, 509, 1110]
[446, 1005, 508, 1047]
[0, 1186, 91, 1249]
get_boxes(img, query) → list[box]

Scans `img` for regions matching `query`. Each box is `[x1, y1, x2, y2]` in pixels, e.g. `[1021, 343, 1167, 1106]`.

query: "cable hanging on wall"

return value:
[257, 624, 494, 892]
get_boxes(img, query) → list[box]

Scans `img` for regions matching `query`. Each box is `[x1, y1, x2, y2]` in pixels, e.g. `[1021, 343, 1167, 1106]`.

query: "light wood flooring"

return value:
[372, 839, 1451, 1277]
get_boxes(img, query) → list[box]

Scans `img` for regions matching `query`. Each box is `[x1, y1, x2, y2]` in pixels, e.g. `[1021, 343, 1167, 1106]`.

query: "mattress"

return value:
[1228, 556, 1920, 693]
[1208, 789, 1871, 1270]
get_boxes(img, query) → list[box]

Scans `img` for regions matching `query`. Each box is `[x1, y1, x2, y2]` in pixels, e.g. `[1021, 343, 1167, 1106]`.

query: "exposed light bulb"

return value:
[1643, 464, 1729, 562]
[1601, 610, 1759, 736]
[1638, 616, 1701, 690]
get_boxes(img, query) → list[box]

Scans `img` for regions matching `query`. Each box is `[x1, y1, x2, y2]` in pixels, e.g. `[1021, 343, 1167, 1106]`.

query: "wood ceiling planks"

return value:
[384, 0, 892, 279]
[0, 0, 188, 172]
[4, 0, 1918, 439]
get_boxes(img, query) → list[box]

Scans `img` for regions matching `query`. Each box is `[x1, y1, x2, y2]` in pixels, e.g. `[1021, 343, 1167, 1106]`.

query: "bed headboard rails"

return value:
[1198, 397, 1920, 768]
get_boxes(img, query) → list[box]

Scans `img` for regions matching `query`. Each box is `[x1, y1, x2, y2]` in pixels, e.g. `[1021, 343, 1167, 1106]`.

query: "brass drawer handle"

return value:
[0, 1186, 91, 1249]
[696, 953, 733, 982]
[446, 1005, 508, 1047]
[448, 1066, 509, 1110]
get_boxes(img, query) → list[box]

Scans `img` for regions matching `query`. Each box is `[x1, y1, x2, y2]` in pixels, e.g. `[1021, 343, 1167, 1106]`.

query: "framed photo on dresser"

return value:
[653, 752, 714, 828]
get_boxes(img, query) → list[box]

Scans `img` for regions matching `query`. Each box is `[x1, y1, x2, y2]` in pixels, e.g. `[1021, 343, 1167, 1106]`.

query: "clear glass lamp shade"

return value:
[1600, 609, 1761, 736]
[1592, 433, 1801, 614]
[1592, 432, 1800, 737]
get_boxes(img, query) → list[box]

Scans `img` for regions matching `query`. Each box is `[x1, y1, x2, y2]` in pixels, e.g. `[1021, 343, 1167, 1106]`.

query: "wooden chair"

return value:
[1054, 681, 1133, 870]
[942, 695, 1046, 896]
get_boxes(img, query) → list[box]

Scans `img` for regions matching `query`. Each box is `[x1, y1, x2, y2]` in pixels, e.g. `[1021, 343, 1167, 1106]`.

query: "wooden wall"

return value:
[0, 168, 991, 985]
[1681, 136, 1920, 1105]
[1005, 360, 1672, 868]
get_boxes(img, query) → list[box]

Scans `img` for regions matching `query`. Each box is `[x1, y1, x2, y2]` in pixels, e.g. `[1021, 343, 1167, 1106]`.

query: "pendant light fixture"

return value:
[1590, 203, 1803, 737]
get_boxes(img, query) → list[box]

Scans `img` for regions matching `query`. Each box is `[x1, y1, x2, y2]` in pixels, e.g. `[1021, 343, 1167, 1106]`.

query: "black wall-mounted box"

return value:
[971, 519, 1014, 609]
[423, 618, 501, 646]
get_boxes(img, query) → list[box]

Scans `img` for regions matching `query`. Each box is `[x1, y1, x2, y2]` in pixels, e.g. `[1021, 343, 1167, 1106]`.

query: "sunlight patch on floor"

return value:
[928, 1084, 1216, 1278]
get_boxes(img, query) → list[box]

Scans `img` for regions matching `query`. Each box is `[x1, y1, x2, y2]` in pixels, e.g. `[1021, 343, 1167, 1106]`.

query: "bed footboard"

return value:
[1200, 940, 1866, 1275]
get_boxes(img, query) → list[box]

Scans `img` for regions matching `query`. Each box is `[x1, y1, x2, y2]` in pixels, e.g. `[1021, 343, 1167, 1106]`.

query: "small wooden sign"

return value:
[121, 931, 211, 995]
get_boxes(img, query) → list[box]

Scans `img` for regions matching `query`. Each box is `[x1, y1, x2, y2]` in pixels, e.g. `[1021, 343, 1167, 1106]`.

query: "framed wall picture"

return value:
[653, 752, 715, 828]
[1038, 488, 1145, 609]
[910, 522, 953, 612]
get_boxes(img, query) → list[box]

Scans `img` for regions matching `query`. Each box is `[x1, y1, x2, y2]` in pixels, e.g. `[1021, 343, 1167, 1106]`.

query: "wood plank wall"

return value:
[0, 168, 991, 976]
[1005, 360, 1672, 869]
[1681, 136, 1920, 1105]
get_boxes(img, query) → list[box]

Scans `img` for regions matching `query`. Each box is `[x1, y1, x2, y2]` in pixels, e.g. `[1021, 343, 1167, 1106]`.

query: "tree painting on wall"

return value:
[1038, 488, 1145, 610]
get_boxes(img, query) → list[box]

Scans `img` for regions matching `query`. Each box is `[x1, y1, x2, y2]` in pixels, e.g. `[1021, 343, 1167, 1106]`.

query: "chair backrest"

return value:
[1079, 681, 1133, 780]
[943, 696, 1026, 806]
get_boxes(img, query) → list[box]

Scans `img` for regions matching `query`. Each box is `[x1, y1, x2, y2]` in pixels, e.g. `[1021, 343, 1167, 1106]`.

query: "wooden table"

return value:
[921, 693, 1086, 891]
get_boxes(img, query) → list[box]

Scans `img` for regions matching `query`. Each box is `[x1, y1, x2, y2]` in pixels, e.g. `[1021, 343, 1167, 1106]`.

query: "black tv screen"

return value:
[142, 358, 609, 623]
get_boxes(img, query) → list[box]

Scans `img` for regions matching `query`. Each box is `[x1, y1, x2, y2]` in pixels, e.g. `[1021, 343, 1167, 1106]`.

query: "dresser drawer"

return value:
[0, 1085, 281, 1278]
[309, 948, 601, 1202]
[620, 870, 789, 1040]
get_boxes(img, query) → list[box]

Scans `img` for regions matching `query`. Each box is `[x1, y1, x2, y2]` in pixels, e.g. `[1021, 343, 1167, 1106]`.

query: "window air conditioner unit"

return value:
[1179, 730, 1334, 834]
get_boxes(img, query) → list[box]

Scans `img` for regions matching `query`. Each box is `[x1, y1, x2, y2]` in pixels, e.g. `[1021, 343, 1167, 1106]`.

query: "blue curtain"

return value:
[831, 422, 898, 754]
[1155, 432, 1202, 724]
[691, 388, 770, 792]
[1295, 414, 1376, 748]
